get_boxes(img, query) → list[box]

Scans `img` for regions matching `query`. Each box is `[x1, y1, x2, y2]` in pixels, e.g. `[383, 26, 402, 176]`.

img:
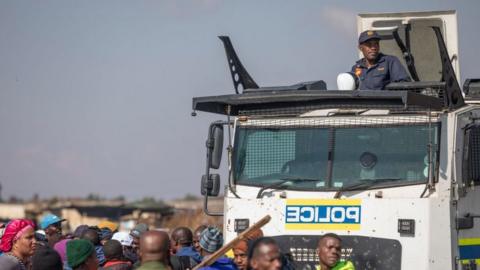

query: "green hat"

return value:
[67, 239, 95, 268]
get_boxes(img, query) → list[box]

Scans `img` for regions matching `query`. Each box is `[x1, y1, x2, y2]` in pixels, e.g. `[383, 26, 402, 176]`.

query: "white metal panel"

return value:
[224, 195, 452, 269]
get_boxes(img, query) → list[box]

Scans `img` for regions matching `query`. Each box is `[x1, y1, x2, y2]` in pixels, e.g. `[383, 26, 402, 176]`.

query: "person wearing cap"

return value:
[98, 221, 119, 234]
[100, 240, 132, 270]
[0, 219, 37, 270]
[67, 239, 99, 270]
[350, 30, 410, 90]
[112, 231, 138, 266]
[40, 213, 66, 248]
[129, 223, 149, 263]
[100, 228, 114, 246]
[34, 229, 48, 247]
[198, 227, 237, 270]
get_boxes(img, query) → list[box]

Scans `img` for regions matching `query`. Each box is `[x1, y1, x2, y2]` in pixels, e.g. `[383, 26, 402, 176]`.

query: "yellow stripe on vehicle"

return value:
[459, 238, 480, 246]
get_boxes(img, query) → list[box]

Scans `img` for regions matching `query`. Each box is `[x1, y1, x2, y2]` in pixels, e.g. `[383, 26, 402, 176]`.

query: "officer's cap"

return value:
[358, 30, 381, 44]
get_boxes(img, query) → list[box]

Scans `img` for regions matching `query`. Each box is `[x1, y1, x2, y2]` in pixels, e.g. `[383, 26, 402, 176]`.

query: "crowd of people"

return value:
[0, 214, 354, 270]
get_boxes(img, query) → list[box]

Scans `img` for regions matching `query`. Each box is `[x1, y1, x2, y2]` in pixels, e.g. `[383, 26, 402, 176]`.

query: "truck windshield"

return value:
[233, 123, 440, 190]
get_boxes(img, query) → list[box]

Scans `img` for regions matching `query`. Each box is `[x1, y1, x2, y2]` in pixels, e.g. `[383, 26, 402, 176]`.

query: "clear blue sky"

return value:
[0, 0, 478, 200]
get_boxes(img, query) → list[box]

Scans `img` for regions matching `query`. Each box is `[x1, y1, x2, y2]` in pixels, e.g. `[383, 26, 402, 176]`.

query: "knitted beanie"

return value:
[199, 227, 223, 253]
[67, 239, 95, 268]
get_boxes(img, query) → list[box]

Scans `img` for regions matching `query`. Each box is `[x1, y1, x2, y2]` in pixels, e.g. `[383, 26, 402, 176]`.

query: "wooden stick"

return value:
[193, 215, 271, 270]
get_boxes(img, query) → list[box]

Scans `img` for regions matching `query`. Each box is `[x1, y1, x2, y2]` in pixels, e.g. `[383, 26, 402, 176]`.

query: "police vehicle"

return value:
[192, 10, 480, 270]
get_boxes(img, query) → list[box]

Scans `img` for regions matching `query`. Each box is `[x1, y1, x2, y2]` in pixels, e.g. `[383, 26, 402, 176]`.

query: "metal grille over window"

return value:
[233, 114, 440, 191]
[237, 103, 434, 117]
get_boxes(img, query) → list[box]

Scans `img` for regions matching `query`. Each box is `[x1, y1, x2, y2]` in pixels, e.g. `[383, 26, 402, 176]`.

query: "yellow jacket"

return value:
[316, 261, 355, 270]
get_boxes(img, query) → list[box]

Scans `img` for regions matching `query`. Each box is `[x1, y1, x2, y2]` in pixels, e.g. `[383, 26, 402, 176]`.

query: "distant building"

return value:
[0, 203, 27, 222]
[0, 198, 173, 231]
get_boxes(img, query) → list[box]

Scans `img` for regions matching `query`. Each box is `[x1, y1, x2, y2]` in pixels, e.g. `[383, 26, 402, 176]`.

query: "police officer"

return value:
[350, 30, 410, 90]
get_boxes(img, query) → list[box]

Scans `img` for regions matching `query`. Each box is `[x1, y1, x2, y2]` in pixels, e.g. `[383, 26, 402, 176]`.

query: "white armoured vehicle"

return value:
[192, 11, 480, 270]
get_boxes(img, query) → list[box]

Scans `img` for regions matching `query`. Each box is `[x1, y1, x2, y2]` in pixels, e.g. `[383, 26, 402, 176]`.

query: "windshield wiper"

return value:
[256, 176, 320, 198]
[333, 178, 400, 199]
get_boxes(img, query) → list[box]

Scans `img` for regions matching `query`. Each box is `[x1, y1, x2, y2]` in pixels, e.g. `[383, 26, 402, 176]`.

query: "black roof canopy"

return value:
[192, 90, 444, 116]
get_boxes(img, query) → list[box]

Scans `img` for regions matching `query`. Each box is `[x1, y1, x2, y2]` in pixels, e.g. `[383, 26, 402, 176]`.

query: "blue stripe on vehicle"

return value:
[459, 245, 480, 260]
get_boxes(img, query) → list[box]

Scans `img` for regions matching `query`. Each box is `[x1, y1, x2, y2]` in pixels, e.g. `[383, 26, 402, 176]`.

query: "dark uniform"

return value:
[351, 30, 411, 90]
[351, 53, 411, 90]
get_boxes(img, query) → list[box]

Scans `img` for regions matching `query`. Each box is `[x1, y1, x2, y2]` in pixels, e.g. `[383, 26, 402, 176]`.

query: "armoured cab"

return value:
[357, 10, 460, 82]
[192, 10, 480, 270]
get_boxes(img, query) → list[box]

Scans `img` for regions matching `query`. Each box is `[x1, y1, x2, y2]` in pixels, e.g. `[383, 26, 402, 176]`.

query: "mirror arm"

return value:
[203, 191, 223, 216]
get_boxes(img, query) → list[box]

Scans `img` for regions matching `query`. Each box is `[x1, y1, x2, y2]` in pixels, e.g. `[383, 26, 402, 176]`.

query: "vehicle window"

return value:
[233, 123, 439, 190]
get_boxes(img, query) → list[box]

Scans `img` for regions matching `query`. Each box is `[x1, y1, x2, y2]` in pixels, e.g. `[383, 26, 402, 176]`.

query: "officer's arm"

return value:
[349, 65, 360, 87]
[389, 57, 411, 82]
[350, 64, 356, 74]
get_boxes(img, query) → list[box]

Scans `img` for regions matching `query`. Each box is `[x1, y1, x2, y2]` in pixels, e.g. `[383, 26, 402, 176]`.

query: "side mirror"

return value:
[201, 174, 220, 197]
[207, 124, 224, 169]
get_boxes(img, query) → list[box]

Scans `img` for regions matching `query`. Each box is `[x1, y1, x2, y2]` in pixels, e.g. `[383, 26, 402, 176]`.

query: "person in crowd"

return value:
[317, 233, 354, 270]
[54, 238, 72, 270]
[192, 225, 207, 253]
[0, 222, 5, 256]
[130, 223, 149, 262]
[34, 229, 48, 247]
[169, 226, 201, 270]
[232, 240, 248, 270]
[98, 221, 118, 234]
[97, 221, 117, 247]
[112, 231, 138, 265]
[247, 237, 282, 270]
[31, 245, 63, 270]
[232, 229, 264, 270]
[0, 219, 37, 270]
[73, 225, 90, 239]
[67, 239, 99, 270]
[82, 228, 106, 266]
[100, 228, 114, 246]
[197, 227, 237, 270]
[137, 231, 170, 270]
[349, 30, 410, 90]
[40, 213, 66, 248]
[100, 240, 132, 270]
[171, 226, 202, 263]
